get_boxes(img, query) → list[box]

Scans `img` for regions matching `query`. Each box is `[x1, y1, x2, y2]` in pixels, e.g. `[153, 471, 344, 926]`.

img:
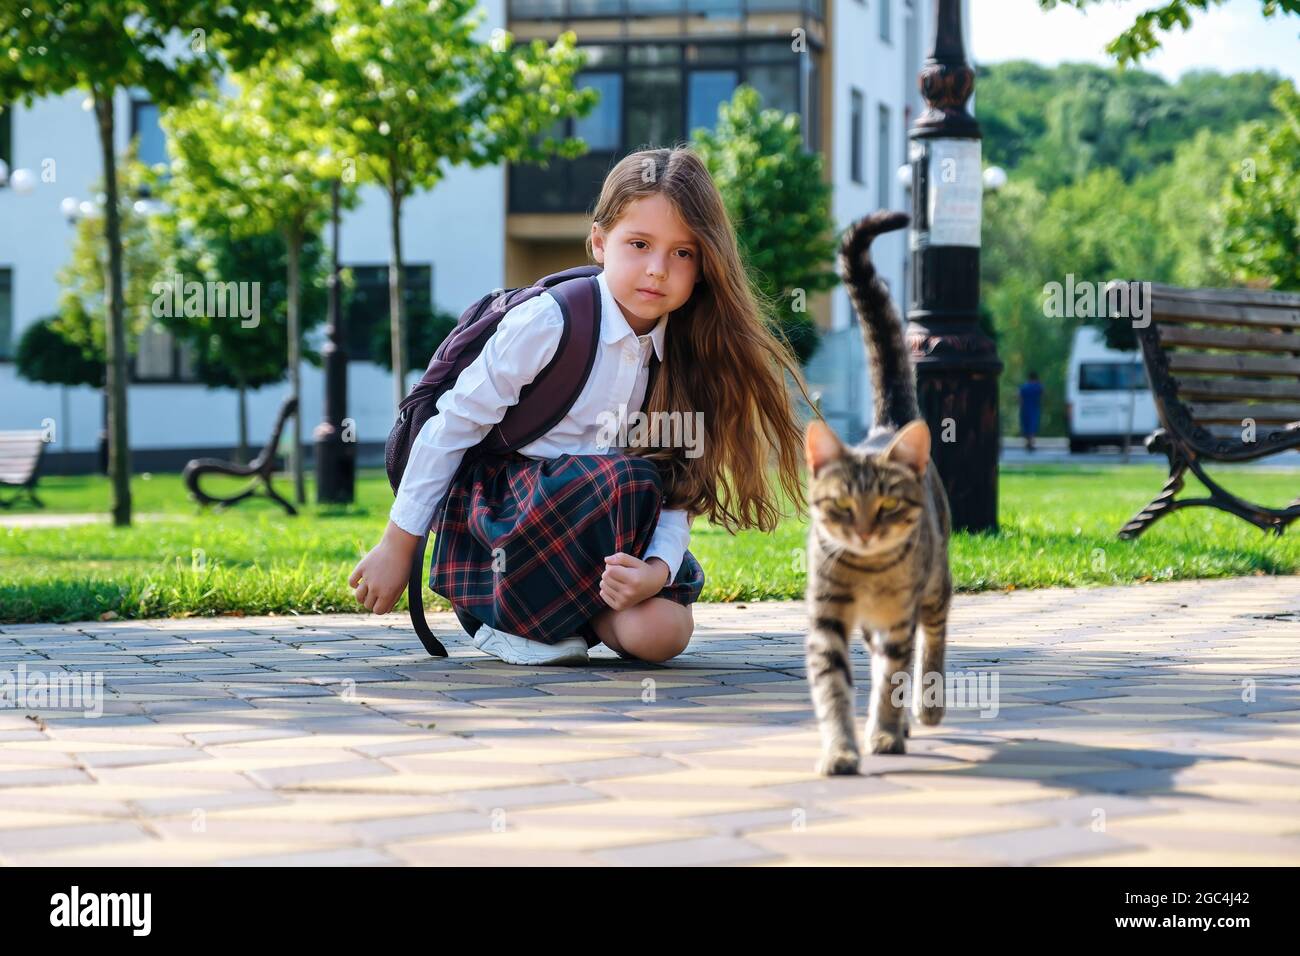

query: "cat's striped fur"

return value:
[804, 210, 953, 774]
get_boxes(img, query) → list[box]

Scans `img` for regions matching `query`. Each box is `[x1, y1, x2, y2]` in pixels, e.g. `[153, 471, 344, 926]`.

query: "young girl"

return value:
[350, 144, 815, 665]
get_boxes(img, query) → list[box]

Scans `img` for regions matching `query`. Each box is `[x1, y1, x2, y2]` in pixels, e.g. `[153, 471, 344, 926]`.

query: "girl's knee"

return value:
[615, 601, 693, 663]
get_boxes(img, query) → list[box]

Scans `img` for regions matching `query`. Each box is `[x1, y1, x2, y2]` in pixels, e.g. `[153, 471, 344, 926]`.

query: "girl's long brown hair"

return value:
[585, 144, 820, 534]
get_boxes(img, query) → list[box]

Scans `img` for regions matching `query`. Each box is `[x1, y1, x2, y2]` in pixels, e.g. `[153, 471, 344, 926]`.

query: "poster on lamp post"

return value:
[926, 138, 983, 247]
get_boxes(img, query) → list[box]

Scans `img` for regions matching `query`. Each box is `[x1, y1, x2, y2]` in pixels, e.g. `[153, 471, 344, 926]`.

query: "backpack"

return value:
[384, 265, 662, 656]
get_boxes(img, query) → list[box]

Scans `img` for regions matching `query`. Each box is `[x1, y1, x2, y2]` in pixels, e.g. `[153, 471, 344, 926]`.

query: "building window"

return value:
[575, 73, 623, 150]
[625, 76, 678, 149]
[688, 70, 739, 134]
[850, 88, 864, 185]
[877, 103, 892, 208]
[880, 0, 892, 43]
[510, 39, 817, 213]
[0, 268, 12, 360]
[130, 100, 167, 168]
[343, 264, 433, 364]
[130, 323, 200, 383]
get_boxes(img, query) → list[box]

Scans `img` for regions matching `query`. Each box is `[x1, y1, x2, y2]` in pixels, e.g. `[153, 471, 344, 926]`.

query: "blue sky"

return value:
[970, 0, 1300, 84]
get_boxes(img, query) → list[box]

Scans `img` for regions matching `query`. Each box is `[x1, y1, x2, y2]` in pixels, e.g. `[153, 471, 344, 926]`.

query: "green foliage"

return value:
[978, 62, 1296, 435]
[1039, 0, 1300, 65]
[307, 0, 597, 195]
[366, 302, 460, 372]
[157, 225, 331, 390]
[52, 157, 164, 362]
[1217, 83, 1300, 290]
[0, 2, 316, 106]
[692, 85, 838, 366]
[978, 61, 1283, 190]
[162, 60, 350, 246]
[14, 315, 103, 388]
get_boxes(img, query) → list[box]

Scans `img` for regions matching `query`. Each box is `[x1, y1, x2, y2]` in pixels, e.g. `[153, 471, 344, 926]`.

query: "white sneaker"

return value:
[471, 624, 589, 666]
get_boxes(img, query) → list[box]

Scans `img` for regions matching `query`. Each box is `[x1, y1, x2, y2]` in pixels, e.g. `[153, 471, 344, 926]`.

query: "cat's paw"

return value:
[915, 703, 945, 727]
[869, 729, 907, 755]
[815, 748, 862, 776]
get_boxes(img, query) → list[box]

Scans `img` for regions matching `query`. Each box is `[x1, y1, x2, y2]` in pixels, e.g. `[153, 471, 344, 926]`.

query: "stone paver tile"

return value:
[949, 823, 1142, 865]
[755, 804, 1051, 840]
[512, 796, 790, 819]
[410, 824, 696, 853]
[386, 841, 601, 866]
[129, 790, 289, 817]
[0, 768, 94, 788]
[245, 758, 396, 789]
[5, 839, 319, 866]
[285, 772, 562, 796]
[0, 820, 152, 852]
[0, 808, 124, 828]
[592, 834, 778, 866]
[743, 830, 1004, 864]
[447, 782, 609, 811]
[1067, 846, 1300, 866]
[222, 846, 403, 866]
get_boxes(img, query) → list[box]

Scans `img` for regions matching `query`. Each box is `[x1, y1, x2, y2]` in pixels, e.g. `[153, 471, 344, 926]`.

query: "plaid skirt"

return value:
[429, 450, 705, 648]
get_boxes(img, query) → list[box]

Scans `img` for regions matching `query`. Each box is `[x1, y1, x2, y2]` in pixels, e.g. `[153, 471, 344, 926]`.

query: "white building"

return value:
[0, 0, 961, 473]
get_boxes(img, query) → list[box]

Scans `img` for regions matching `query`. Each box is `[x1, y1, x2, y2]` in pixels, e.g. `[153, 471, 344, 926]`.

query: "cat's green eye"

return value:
[833, 497, 855, 512]
[879, 496, 900, 511]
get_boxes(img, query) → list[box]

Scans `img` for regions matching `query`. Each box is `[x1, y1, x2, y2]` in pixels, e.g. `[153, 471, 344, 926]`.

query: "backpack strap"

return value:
[406, 271, 603, 657]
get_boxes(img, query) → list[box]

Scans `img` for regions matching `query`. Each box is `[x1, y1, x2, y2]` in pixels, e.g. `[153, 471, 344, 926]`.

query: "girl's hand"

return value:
[600, 552, 671, 611]
[349, 521, 423, 615]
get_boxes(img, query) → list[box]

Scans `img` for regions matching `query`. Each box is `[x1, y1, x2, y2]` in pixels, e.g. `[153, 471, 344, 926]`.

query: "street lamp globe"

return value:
[9, 167, 37, 196]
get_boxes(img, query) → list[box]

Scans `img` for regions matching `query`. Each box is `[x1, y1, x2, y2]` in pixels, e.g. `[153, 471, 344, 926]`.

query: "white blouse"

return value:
[389, 269, 693, 582]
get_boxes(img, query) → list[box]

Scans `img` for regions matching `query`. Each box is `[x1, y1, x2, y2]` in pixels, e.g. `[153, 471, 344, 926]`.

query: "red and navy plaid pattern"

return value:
[430, 450, 705, 648]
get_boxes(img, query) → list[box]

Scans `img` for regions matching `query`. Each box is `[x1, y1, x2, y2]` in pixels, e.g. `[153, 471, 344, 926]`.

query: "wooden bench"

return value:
[1119, 283, 1300, 539]
[182, 396, 299, 516]
[0, 430, 48, 508]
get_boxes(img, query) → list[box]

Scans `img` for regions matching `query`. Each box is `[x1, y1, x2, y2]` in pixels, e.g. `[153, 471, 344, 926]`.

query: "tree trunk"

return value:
[286, 227, 305, 505]
[93, 89, 132, 527]
[236, 381, 249, 465]
[388, 186, 407, 414]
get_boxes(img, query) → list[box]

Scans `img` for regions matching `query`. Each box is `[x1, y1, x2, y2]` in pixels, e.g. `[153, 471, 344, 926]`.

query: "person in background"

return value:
[1019, 371, 1043, 452]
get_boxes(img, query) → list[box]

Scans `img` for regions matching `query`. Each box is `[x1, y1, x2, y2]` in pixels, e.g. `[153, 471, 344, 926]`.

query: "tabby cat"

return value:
[804, 210, 953, 774]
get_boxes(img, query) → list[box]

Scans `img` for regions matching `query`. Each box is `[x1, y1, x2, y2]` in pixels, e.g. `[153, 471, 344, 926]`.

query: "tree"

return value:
[693, 85, 838, 366]
[0, 1, 313, 525]
[15, 316, 103, 388]
[1217, 83, 1300, 291]
[310, 0, 597, 412]
[1040, 0, 1300, 64]
[163, 59, 351, 503]
[155, 215, 330, 464]
[52, 157, 168, 359]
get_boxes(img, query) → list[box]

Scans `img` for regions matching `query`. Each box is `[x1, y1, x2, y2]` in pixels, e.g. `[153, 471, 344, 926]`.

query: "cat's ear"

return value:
[805, 420, 846, 477]
[883, 420, 931, 476]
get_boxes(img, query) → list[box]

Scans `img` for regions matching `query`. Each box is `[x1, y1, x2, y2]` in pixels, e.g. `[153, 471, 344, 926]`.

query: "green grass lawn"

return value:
[1, 464, 1296, 623]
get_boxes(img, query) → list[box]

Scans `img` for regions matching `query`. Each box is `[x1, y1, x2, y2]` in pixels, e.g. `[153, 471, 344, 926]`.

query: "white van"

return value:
[1065, 326, 1159, 453]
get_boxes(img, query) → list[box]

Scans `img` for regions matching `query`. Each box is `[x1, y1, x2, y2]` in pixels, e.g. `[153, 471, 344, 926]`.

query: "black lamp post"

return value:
[314, 180, 356, 503]
[907, 0, 1001, 532]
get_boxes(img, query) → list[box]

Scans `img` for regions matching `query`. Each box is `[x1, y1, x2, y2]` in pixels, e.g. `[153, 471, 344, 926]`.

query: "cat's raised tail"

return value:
[838, 211, 918, 431]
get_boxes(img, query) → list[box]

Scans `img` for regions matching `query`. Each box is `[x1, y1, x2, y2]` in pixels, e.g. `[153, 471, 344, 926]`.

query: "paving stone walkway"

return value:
[1, 576, 1297, 866]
